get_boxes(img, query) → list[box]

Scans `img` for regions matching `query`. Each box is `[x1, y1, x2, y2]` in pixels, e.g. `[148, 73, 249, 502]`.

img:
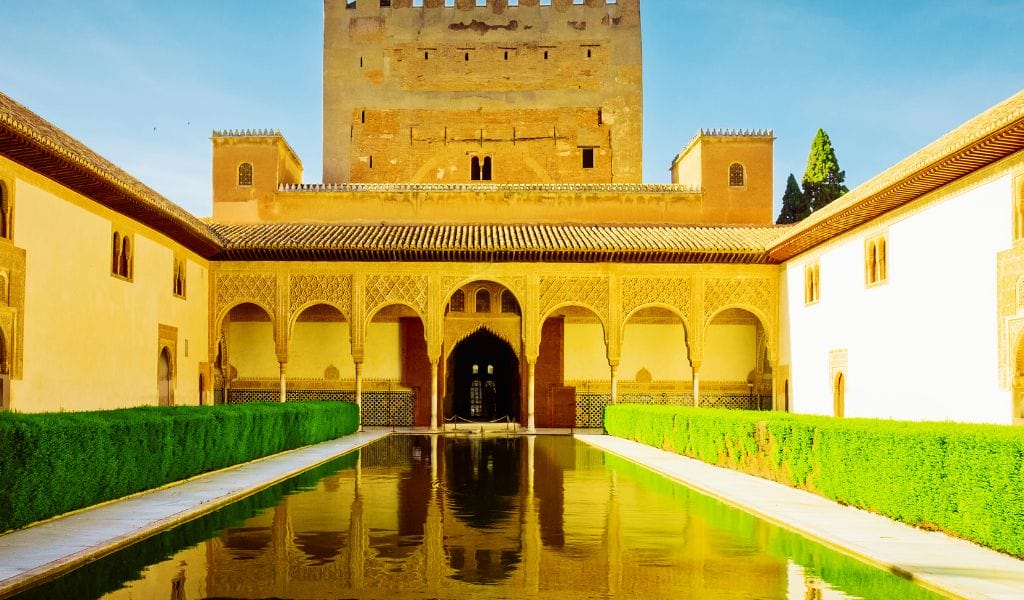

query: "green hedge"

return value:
[0, 402, 359, 533]
[605, 404, 1024, 558]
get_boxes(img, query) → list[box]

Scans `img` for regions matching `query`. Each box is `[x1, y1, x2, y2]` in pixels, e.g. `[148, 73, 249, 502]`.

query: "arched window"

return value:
[833, 373, 845, 418]
[878, 238, 887, 281]
[112, 232, 122, 275]
[475, 289, 491, 313]
[804, 262, 820, 304]
[0, 181, 10, 240]
[120, 237, 132, 279]
[173, 258, 186, 298]
[450, 289, 466, 312]
[238, 162, 253, 187]
[482, 156, 492, 181]
[471, 157, 481, 181]
[865, 235, 888, 286]
[500, 290, 520, 315]
[729, 163, 745, 187]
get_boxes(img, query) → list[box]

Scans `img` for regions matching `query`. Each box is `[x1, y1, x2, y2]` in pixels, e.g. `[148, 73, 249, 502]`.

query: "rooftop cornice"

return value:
[0, 92, 223, 257]
[279, 182, 703, 194]
[211, 129, 282, 138]
[770, 89, 1024, 262]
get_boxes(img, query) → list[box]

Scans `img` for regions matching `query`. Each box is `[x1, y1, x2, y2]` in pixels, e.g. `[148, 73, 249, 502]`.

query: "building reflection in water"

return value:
[99, 435, 931, 600]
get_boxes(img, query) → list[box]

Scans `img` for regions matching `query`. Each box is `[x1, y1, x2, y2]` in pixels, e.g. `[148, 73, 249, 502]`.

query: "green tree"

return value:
[802, 128, 848, 212]
[776, 173, 808, 224]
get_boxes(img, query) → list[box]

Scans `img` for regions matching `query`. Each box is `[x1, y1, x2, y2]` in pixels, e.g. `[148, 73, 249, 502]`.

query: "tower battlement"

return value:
[323, 0, 642, 184]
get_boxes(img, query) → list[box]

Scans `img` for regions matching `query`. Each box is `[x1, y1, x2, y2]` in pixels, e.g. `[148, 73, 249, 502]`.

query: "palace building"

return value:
[0, 0, 1023, 428]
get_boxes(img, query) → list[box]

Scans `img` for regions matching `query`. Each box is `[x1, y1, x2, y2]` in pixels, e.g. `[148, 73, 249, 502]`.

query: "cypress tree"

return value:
[802, 128, 848, 212]
[776, 173, 808, 224]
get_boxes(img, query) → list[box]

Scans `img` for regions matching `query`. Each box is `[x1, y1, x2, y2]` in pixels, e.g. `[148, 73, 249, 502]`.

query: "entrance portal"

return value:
[448, 330, 520, 422]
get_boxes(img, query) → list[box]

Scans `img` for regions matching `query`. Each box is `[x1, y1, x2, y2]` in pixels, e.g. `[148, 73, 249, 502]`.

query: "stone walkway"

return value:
[577, 434, 1024, 600]
[0, 429, 389, 598]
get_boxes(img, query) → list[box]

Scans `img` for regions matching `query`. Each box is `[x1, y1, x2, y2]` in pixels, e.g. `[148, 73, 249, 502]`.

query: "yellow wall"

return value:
[620, 323, 692, 380]
[290, 321, 355, 379]
[228, 321, 278, 378]
[3, 157, 210, 412]
[364, 322, 402, 379]
[702, 323, 757, 381]
[564, 322, 609, 380]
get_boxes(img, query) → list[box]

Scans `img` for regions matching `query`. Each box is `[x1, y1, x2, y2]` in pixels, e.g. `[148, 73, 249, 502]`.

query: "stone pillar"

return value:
[430, 358, 439, 431]
[354, 361, 364, 431]
[692, 362, 701, 408]
[278, 362, 287, 403]
[609, 363, 619, 405]
[527, 359, 537, 432]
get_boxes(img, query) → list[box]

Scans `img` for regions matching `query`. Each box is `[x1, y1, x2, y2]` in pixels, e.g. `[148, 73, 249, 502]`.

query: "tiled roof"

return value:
[770, 89, 1024, 261]
[278, 182, 702, 194]
[211, 223, 784, 263]
[0, 92, 223, 257]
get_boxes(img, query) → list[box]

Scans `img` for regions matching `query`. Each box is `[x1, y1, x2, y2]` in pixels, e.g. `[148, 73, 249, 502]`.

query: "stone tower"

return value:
[322, 0, 642, 184]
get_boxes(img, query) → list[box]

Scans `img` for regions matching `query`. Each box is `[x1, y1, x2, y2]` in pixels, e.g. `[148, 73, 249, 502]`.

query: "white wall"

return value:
[781, 173, 1014, 423]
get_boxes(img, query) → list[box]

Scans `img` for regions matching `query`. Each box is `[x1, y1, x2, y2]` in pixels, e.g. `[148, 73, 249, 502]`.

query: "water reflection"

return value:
[16, 435, 941, 600]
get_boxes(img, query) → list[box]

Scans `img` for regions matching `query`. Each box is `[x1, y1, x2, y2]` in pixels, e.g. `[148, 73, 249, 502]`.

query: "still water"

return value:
[17, 435, 940, 599]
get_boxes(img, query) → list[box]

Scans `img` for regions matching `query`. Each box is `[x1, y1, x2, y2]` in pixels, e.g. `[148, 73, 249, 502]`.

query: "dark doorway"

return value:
[449, 330, 520, 422]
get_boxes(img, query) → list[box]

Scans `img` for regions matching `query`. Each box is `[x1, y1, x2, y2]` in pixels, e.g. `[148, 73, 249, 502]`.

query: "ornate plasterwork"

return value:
[443, 317, 522, 361]
[365, 274, 428, 317]
[216, 273, 276, 319]
[539, 276, 608, 318]
[289, 274, 352, 319]
[704, 277, 773, 324]
[622, 277, 691, 319]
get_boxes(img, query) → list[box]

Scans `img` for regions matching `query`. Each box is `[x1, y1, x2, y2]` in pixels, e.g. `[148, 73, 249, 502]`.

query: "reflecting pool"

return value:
[14, 435, 941, 599]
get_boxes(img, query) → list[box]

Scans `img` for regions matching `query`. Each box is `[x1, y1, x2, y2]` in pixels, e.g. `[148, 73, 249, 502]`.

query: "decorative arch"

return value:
[541, 301, 608, 335]
[365, 300, 427, 326]
[704, 303, 774, 362]
[215, 300, 276, 338]
[620, 302, 691, 344]
[158, 346, 174, 406]
[287, 301, 348, 339]
[442, 277, 526, 314]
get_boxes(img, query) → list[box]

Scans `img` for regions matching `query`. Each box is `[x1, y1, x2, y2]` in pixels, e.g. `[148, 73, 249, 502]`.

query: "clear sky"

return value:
[1, 1, 1021, 219]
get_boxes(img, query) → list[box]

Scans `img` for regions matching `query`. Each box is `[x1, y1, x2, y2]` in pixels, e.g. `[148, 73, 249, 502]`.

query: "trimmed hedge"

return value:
[0, 402, 359, 533]
[605, 404, 1024, 558]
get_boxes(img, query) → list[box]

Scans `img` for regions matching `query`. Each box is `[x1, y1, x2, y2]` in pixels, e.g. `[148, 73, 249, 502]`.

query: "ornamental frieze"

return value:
[215, 273, 277, 318]
[622, 277, 692, 318]
[289, 274, 352, 319]
[365, 274, 429, 317]
[703, 277, 773, 323]
[539, 276, 609, 317]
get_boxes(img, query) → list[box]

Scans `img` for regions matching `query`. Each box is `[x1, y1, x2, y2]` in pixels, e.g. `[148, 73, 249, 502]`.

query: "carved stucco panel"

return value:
[703, 277, 773, 323]
[289, 274, 352, 319]
[622, 277, 692, 318]
[365, 274, 429, 317]
[215, 273, 277, 319]
[539, 276, 609, 318]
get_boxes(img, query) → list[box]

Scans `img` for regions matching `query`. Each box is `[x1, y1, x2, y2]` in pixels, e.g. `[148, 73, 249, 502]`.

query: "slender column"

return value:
[354, 361, 364, 431]
[278, 362, 287, 403]
[523, 435, 540, 593]
[692, 362, 701, 408]
[430, 358, 439, 431]
[609, 364, 619, 405]
[425, 434, 443, 589]
[527, 360, 537, 432]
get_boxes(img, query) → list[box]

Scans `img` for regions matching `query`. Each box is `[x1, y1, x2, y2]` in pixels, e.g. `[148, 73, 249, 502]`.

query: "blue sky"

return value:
[0, 1, 1021, 218]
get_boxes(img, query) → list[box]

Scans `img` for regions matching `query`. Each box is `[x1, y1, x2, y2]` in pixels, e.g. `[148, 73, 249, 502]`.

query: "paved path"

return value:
[0, 429, 389, 598]
[577, 434, 1024, 600]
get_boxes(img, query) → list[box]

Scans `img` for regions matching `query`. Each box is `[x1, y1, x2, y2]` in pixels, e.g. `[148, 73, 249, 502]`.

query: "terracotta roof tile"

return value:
[211, 223, 784, 263]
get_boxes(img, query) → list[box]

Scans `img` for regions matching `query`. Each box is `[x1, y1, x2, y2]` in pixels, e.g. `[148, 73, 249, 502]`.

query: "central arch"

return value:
[447, 330, 520, 422]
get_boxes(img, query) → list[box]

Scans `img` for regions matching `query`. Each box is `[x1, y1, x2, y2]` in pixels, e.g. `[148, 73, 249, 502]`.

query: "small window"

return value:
[238, 163, 253, 187]
[500, 290, 520, 315]
[865, 235, 888, 286]
[471, 156, 481, 181]
[112, 231, 133, 280]
[729, 163, 745, 187]
[173, 257, 186, 298]
[582, 148, 595, 169]
[476, 289, 491, 313]
[471, 156, 492, 181]
[450, 289, 465, 312]
[804, 262, 820, 305]
[361, 110, 366, 124]
[0, 181, 11, 240]
[482, 156, 492, 181]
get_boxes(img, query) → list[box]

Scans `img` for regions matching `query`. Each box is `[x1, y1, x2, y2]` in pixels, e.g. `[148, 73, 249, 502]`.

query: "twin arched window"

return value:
[729, 163, 745, 187]
[238, 162, 254, 187]
[0, 182, 11, 240]
[173, 257, 186, 298]
[112, 231, 133, 279]
[471, 156, 492, 181]
[865, 235, 888, 286]
[804, 262, 820, 305]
